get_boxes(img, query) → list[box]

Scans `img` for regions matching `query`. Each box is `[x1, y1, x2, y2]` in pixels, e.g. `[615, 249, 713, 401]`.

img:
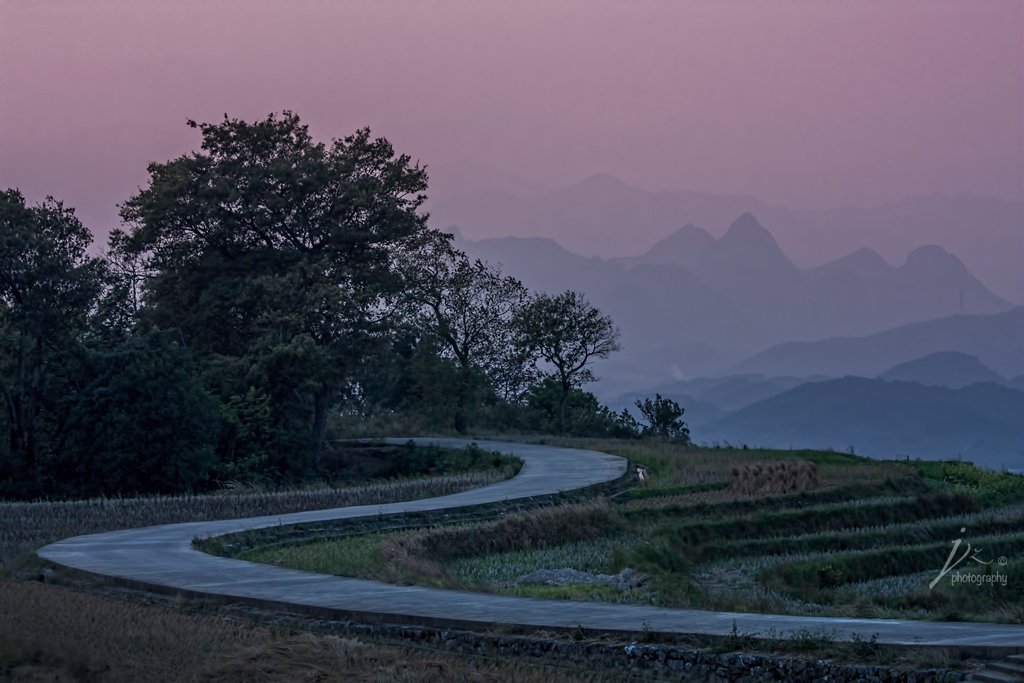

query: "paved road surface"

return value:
[37, 438, 1024, 649]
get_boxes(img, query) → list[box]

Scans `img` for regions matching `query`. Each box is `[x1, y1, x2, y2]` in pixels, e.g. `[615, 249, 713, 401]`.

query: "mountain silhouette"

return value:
[811, 247, 891, 280]
[431, 174, 1023, 302]
[730, 307, 1024, 379]
[878, 351, 1005, 388]
[699, 377, 1024, 470]
[455, 212, 1011, 388]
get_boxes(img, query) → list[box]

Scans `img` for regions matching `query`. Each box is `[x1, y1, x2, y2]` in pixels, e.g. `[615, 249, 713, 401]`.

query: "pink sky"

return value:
[1, 0, 1021, 238]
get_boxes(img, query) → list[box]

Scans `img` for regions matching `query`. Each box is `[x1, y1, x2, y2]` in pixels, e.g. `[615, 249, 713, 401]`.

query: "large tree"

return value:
[516, 291, 620, 434]
[0, 190, 105, 495]
[115, 112, 430, 473]
[400, 235, 532, 431]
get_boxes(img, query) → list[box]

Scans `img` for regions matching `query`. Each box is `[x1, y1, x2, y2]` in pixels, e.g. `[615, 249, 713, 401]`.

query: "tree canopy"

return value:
[401, 235, 532, 430]
[0, 190, 105, 496]
[114, 112, 433, 475]
[635, 394, 691, 443]
[515, 291, 621, 433]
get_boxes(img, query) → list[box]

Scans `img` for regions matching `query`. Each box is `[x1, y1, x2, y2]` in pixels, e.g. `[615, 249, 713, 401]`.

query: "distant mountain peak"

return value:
[903, 244, 967, 273]
[847, 246, 888, 265]
[824, 247, 891, 278]
[648, 224, 715, 252]
[721, 212, 773, 243]
[718, 213, 796, 270]
[879, 351, 1005, 388]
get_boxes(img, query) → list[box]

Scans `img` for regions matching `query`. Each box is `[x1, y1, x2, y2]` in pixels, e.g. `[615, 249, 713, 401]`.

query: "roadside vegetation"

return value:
[0, 441, 518, 576]
[234, 439, 1024, 624]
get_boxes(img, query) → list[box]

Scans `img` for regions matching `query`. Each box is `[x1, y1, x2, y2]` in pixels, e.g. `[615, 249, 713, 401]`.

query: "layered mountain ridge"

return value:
[454, 212, 1012, 387]
[431, 173, 1024, 303]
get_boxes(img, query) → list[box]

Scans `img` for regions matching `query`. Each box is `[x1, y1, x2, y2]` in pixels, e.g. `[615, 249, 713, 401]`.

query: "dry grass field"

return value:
[0, 581, 614, 682]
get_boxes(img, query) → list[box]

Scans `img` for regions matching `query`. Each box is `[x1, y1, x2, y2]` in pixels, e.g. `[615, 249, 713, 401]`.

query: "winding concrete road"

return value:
[37, 439, 1024, 651]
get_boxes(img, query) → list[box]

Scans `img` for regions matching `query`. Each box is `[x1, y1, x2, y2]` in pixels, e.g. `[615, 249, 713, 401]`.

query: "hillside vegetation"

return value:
[223, 440, 1024, 625]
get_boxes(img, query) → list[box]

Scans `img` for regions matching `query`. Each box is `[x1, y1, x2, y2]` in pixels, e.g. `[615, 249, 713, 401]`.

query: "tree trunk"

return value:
[558, 383, 569, 435]
[312, 388, 332, 450]
[453, 364, 471, 434]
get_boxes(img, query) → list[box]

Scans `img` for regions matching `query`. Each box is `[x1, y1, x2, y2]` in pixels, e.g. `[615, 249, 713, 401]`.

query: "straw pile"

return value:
[728, 461, 818, 496]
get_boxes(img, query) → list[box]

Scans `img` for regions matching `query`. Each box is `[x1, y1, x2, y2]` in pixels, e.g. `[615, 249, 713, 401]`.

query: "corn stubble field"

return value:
[239, 440, 1024, 624]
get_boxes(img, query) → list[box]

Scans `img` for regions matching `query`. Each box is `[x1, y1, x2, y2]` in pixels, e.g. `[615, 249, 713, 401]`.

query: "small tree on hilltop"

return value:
[516, 291, 620, 434]
[635, 394, 690, 443]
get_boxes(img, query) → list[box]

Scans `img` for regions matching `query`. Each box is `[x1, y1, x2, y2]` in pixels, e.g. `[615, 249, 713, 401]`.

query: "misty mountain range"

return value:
[444, 190, 1023, 467]
[431, 173, 1024, 304]
[452, 213, 1015, 389]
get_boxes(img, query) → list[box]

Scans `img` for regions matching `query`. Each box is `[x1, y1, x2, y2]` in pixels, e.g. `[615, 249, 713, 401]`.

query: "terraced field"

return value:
[228, 441, 1024, 624]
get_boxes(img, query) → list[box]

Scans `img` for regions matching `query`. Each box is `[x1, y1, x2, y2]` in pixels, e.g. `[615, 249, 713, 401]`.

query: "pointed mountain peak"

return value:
[720, 212, 785, 251]
[722, 212, 771, 241]
[714, 213, 797, 272]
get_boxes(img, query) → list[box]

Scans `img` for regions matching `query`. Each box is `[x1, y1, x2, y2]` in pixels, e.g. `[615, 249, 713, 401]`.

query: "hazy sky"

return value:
[1, 0, 1021, 237]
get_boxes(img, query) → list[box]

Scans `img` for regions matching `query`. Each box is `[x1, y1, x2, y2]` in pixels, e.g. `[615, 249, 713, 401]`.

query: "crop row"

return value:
[651, 491, 976, 552]
[759, 531, 1024, 601]
[693, 504, 1024, 563]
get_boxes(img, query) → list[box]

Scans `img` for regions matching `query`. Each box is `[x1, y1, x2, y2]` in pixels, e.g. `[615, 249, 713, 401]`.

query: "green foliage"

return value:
[317, 441, 520, 483]
[51, 333, 218, 496]
[626, 481, 728, 501]
[401, 237, 533, 431]
[0, 111, 636, 498]
[633, 394, 690, 443]
[523, 379, 638, 438]
[114, 112, 432, 477]
[0, 190, 105, 497]
[914, 460, 1024, 504]
[652, 492, 977, 550]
